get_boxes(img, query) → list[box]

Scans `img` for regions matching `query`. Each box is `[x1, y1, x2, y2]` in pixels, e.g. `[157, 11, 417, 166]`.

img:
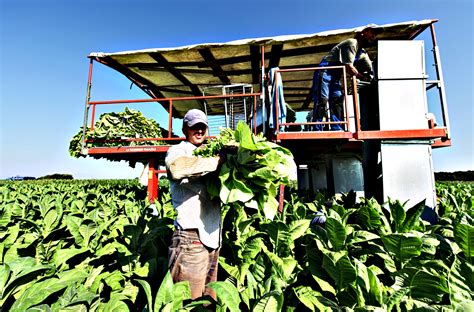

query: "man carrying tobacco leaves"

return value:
[165, 109, 225, 300]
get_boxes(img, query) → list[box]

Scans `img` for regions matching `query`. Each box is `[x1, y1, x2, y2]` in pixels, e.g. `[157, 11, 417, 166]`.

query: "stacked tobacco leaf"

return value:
[69, 108, 165, 158]
[194, 121, 297, 220]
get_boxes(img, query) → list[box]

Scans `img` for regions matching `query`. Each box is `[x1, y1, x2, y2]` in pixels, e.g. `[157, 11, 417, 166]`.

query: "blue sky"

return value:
[1, 0, 472, 179]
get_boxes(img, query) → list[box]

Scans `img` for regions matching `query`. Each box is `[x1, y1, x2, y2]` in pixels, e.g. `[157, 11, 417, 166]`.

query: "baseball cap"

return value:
[183, 109, 208, 127]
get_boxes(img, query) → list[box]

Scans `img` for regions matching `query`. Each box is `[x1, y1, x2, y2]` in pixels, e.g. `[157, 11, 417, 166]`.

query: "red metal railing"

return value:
[271, 65, 351, 132]
[270, 66, 449, 144]
[82, 92, 262, 148]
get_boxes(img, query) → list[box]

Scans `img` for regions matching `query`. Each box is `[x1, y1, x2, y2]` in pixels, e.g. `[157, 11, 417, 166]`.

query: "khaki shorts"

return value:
[168, 229, 220, 300]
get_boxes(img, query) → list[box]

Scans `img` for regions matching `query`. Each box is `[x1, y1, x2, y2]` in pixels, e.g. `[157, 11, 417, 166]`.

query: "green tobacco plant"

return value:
[386, 198, 426, 233]
[136, 271, 205, 312]
[9, 268, 90, 311]
[0, 180, 172, 311]
[1, 178, 473, 310]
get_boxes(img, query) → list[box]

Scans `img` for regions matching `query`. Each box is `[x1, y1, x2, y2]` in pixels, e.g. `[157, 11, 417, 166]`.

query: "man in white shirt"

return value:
[165, 108, 224, 300]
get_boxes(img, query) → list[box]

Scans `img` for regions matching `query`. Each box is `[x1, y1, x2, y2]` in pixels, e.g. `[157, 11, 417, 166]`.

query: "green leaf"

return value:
[135, 279, 153, 311]
[252, 290, 283, 312]
[355, 205, 383, 231]
[252, 255, 267, 284]
[261, 221, 290, 255]
[381, 233, 422, 266]
[0, 258, 52, 305]
[237, 150, 256, 165]
[335, 255, 357, 290]
[121, 281, 139, 302]
[64, 216, 84, 246]
[312, 274, 336, 295]
[10, 274, 79, 311]
[325, 218, 347, 251]
[172, 281, 191, 311]
[227, 170, 255, 203]
[235, 121, 257, 151]
[248, 167, 276, 182]
[389, 200, 407, 233]
[208, 281, 241, 312]
[354, 259, 370, 292]
[322, 252, 356, 290]
[103, 271, 124, 291]
[3, 224, 20, 247]
[155, 271, 174, 310]
[79, 222, 97, 247]
[242, 237, 264, 263]
[294, 286, 330, 311]
[53, 247, 88, 269]
[54, 284, 98, 310]
[448, 256, 474, 304]
[385, 287, 410, 311]
[348, 230, 380, 246]
[261, 195, 279, 221]
[102, 293, 129, 312]
[394, 266, 449, 302]
[454, 222, 474, 263]
[220, 168, 254, 204]
[288, 219, 310, 241]
[367, 266, 384, 305]
[401, 199, 425, 232]
[265, 251, 297, 281]
[84, 265, 104, 289]
[57, 268, 89, 284]
[420, 234, 440, 256]
[0, 264, 11, 296]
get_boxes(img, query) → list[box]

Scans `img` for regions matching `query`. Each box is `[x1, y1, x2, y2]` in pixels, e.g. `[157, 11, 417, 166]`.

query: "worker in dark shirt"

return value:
[312, 26, 382, 130]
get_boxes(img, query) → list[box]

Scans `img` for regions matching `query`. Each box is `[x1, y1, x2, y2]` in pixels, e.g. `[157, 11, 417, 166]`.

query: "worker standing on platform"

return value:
[312, 26, 381, 130]
[165, 108, 224, 300]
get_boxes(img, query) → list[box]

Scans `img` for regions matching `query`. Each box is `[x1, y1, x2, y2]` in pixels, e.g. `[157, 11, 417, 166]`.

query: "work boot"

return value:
[312, 98, 328, 131]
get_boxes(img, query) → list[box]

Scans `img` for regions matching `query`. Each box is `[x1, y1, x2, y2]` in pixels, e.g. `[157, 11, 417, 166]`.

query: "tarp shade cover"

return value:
[89, 19, 436, 118]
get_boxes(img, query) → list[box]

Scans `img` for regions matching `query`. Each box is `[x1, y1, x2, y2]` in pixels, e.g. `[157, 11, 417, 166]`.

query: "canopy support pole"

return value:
[81, 58, 94, 152]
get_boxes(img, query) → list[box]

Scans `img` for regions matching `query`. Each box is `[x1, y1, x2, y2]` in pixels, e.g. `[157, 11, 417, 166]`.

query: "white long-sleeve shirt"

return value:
[165, 141, 221, 249]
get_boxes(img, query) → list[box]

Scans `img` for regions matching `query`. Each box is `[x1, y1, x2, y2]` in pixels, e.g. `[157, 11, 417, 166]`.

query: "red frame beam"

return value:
[355, 128, 448, 140]
[88, 93, 261, 105]
[147, 158, 167, 204]
[276, 131, 353, 140]
[85, 145, 170, 155]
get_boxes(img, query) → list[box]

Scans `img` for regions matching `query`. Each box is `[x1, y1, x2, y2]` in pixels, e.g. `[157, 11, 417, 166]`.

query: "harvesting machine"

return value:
[78, 19, 450, 219]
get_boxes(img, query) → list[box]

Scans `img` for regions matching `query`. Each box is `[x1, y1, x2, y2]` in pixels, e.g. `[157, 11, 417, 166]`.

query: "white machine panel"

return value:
[377, 40, 429, 130]
[380, 142, 436, 209]
[377, 41, 425, 79]
[378, 80, 429, 130]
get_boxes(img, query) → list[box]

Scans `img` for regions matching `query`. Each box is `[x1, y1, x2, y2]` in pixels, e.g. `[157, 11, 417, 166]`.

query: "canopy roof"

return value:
[89, 19, 436, 118]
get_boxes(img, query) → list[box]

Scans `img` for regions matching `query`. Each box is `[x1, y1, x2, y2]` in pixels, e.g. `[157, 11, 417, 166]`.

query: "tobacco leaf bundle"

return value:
[194, 121, 297, 219]
[69, 108, 165, 158]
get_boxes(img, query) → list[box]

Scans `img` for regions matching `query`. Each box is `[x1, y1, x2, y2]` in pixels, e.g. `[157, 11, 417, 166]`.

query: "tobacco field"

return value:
[0, 178, 472, 311]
